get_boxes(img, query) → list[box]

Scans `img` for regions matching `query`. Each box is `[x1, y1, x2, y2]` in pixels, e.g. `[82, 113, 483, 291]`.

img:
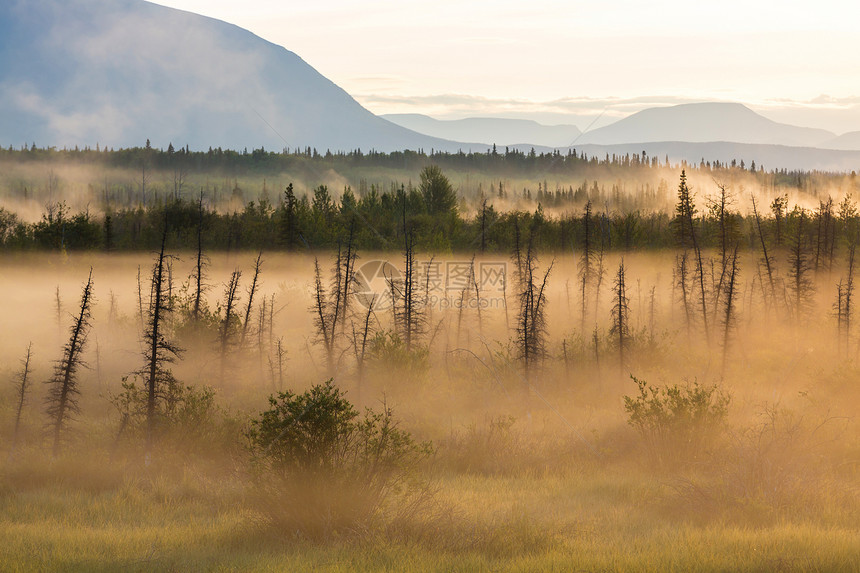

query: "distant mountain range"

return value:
[576, 103, 837, 148]
[381, 114, 582, 148]
[387, 104, 860, 153]
[825, 131, 860, 151]
[1, 0, 858, 171]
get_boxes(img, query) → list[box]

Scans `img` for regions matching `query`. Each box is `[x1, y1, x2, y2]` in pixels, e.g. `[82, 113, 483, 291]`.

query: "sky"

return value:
[151, 0, 860, 133]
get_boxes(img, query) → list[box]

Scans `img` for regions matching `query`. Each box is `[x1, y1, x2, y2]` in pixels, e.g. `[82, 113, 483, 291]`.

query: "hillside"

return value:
[382, 114, 582, 148]
[0, 0, 469, 153]
[577, 103, 835, 147]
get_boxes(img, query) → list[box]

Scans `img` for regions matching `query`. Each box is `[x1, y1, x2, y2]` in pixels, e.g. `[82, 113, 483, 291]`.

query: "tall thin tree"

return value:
[721, 244, 740, 376]
[788, 210, 814, 322]
[219, 269, 242, 377]
[515, 227, 553, 384]
[610, 259, 630, 371]
[241, 251, 264, 348]
[9, 342, 33, 460]
[142, 229, 182, 464]
[751, 195, 777, 311]
[192, 191, 209, 321]
[46, 269, 94, 458]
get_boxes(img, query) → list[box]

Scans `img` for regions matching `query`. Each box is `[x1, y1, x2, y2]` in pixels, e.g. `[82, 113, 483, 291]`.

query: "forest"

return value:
[0, 143, 858, 255]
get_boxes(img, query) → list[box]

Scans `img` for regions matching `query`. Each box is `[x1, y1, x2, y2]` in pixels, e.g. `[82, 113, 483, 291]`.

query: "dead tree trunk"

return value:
[143, 229, 182, 464]
[46, 269, 94, 458]
[219, 269, 242, 378]
[241, 251, 264, 348]
[721, 244, 740, 376]
[610, 259, 630, 372]
[9, 342, 33, 460]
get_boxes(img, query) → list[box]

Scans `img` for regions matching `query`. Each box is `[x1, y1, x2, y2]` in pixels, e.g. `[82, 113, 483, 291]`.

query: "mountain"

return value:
[381, 114, 582, 148]
[577, 103, 836, 148]
[0, 0, 474, 152]
[821, 132, 860, 151]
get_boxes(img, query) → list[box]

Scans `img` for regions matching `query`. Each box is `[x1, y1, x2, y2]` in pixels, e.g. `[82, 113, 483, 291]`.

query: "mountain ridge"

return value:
[0, 0, 480, 153]
[575, 103, 836, 147]
[381, 114, 582, 148]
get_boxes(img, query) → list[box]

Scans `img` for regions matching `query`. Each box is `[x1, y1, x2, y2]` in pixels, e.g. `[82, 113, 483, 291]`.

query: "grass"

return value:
[1, 458, 857, 572]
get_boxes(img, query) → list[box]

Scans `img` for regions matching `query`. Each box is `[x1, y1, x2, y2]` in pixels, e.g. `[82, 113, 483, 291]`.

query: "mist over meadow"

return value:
[1, 153, 858, 570]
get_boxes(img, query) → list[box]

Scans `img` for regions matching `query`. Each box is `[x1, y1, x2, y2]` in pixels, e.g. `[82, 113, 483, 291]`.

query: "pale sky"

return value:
[151, 0, 860, 132]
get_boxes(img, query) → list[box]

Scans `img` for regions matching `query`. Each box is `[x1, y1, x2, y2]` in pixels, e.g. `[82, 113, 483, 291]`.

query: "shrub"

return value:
[623, 376, 730, 465]
[246, 380, 432, 538]
[109, 377, 227, 454]
[367, 331, 429, 375]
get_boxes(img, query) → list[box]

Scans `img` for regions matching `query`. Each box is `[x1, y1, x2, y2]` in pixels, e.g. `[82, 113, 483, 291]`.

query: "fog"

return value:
[3, 248, 856, 454]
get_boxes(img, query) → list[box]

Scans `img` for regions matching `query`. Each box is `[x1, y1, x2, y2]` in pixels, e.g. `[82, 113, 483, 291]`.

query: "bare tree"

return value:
[515, 228, 554, 383]
[814, 198, 835, 272]
[338, 220, 359, 336]
[846, 244, 855, 348]
[579, 200, 595, 332]
[241, 251, 264, 348]
[191, 192, 209, 322]
[707, 183, 738, 315]
[673, 171, 709, 339]
[836, 244, 855, 353]
[610, 259, 630, 370]
[54, 286, 62, 332]
[9, 342, 33, 460]
[675, 252, 692, 336]
[788, 210, 814, 322]
[267, 337, 287, 393]
[394, 231, 424, 352]
[219, 269, 242, 376]
[351, 295, 377, 402]
[751, 195, 777, 311]
[142, 229, 182, 463]
[479, 198, 488, 254]
[311, 257, 336, 372]
[721, 244, 740, 376]
[46, 269, 94, 458]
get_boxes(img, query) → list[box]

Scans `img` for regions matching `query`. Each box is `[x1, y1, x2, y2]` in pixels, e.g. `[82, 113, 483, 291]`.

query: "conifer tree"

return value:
[788, 210, 814, 322]
[610, 259, 630, 370]
[9, 342, 33, 460]
[46, 269, 94, 458]
[142, 229, 182, 463]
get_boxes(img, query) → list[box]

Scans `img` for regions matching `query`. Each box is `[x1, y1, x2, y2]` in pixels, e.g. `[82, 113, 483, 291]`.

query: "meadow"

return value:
[1, 242, 858, 571]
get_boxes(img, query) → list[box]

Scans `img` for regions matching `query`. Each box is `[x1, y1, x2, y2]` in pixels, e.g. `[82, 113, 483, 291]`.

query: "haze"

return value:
[152, 0, 860, 132]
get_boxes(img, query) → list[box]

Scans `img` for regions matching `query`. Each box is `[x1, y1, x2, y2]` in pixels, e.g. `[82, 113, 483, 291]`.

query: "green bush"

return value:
[109, 376, 228, 454]
[246, 380, 432, 538]
[368, 331, 429, 376]
[623, 376, 730, 465]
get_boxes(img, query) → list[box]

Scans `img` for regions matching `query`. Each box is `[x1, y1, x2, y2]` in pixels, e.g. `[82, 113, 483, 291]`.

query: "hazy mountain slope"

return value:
[821, 132, 860, 151]
[0, 0, 471, 152]
[578, 103, 835, 147]
[381, 114, 582, 148]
